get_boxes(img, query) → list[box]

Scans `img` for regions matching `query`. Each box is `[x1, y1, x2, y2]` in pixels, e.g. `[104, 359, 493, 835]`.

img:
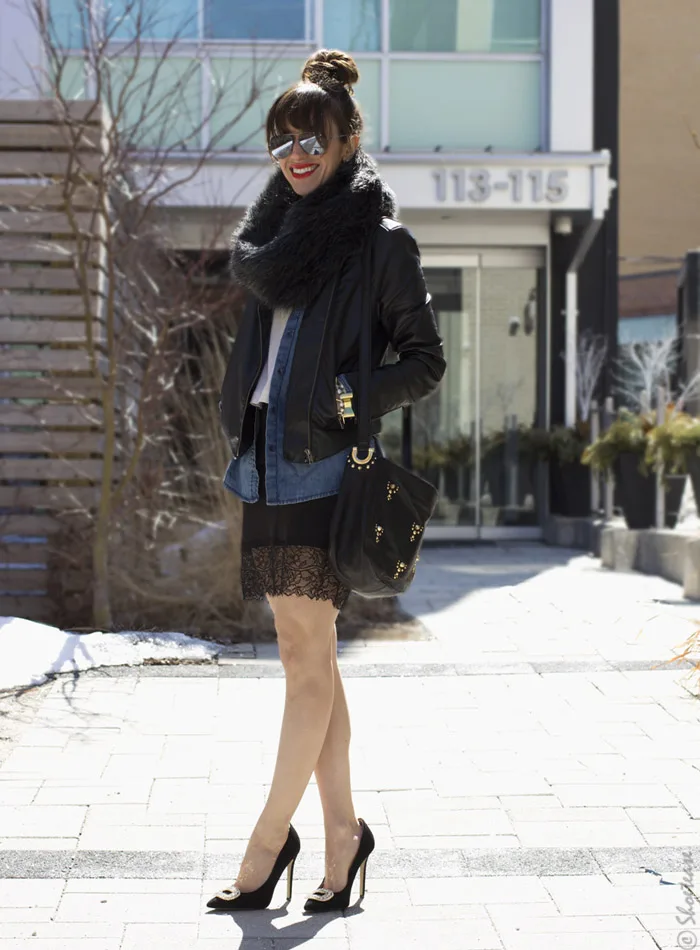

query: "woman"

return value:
[210, 49, 445, 913]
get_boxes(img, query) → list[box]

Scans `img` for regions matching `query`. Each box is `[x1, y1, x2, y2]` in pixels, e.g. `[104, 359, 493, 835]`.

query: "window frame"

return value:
[378, 0, 547, 151]
[202, 0, 312, 44]
[55, 0, 549, 154]
[387, 0, 543, 56]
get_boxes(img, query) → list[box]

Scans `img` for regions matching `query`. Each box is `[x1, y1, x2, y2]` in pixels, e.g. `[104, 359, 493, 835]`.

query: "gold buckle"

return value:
[351, 447, 375, 465]
[340, 394, 355, 419]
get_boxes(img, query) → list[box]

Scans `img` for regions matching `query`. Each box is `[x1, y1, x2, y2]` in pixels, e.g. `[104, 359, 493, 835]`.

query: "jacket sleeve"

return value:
[342, 224, 446, 419]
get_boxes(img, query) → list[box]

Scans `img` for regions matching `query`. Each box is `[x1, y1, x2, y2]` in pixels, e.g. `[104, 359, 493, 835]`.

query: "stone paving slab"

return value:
[1, 545, 700, 947]
[5, 844, 700, 880]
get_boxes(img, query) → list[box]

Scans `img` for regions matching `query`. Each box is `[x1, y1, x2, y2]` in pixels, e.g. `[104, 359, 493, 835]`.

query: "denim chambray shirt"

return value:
[222, 306, 379, 506]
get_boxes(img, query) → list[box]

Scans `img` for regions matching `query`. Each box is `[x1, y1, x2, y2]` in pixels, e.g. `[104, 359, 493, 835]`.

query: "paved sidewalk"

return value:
[1, 543, 700, 949]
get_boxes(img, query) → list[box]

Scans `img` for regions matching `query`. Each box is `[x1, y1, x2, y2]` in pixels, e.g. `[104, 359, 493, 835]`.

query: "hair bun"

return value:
[301, 49, 359, 93]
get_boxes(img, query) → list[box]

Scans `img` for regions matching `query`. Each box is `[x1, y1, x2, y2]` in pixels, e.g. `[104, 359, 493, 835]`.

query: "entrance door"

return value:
[380, 249, 548, 539]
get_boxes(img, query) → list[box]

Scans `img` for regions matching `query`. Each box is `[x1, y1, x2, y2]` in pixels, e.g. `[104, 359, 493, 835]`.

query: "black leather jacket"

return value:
[219, 219, 446, 464]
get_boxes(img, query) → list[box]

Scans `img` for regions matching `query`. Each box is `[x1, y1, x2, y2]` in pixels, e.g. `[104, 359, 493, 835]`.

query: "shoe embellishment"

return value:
[214, 885, 241, 901]
[308, 887, 335, 901]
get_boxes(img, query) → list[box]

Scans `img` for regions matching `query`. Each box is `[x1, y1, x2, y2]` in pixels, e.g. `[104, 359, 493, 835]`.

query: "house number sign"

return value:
[433, 168, 570, 204]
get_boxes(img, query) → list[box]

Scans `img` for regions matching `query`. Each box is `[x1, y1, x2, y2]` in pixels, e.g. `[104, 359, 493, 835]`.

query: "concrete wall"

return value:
[549, 0, 594, 152]
[619, 0, 700, 279]
[0, 0, 44, 98]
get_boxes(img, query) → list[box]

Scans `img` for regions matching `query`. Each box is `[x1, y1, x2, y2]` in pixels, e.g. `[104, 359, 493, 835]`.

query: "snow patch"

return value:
[0, 616, 221, 690]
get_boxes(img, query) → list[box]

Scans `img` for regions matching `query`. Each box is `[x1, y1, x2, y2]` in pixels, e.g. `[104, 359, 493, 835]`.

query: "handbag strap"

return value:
[355, 233, 374, 458]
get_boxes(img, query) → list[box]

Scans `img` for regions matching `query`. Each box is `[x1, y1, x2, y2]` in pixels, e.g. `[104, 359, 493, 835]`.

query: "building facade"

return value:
[618, 0, 699, 346]
[0, 0, 618, 539]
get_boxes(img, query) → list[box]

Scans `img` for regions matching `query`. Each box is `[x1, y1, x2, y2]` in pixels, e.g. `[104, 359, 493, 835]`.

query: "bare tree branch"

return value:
[614, 338, 678, 411]
[576, 330, 607, 422]
[14, 0, 280, 630]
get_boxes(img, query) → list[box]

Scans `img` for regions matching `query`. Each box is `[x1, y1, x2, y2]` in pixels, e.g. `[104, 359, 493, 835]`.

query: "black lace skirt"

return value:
[240, 405, 351, 611]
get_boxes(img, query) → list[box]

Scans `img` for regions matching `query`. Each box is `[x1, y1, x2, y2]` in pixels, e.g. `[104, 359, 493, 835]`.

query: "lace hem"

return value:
[241, 545, 351, 610]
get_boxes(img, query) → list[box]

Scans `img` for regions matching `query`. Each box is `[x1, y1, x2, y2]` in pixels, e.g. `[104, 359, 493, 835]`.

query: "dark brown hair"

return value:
[265, 49, 363, 149]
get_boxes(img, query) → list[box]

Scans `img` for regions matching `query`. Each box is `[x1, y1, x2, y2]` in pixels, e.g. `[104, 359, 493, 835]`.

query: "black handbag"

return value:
[328, 235, 439, 598]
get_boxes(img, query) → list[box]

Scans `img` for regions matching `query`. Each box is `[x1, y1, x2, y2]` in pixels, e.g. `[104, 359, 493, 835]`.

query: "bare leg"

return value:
[232, 593, 337, 893]
[312, 623, 362, 892]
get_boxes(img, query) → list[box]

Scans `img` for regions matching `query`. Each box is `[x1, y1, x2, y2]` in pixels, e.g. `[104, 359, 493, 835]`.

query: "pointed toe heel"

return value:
[303, 818, 375, 914]
[206, 824, 300, 911]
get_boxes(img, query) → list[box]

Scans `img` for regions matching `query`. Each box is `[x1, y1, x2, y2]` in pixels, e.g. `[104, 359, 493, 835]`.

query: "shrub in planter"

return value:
[581, 409, 652, 473]
[582, 409, 684, 529]
[475, 425, 544, 523]
[518, 426, 552, 463]
[444, 434, 474, 468]
[412, 441, 447, 492]
[646, 409, 700, 517]
[549, 422, 590, 464]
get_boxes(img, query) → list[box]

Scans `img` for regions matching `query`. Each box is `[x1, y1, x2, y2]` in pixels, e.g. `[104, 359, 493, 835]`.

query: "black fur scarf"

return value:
[229, 148, 397, 309]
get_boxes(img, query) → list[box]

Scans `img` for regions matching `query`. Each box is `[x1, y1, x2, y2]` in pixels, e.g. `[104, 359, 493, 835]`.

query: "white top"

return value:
[250, 306, 293, 406]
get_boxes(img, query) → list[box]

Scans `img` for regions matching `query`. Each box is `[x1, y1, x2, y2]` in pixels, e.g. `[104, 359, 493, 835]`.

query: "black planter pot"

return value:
[549, 460, 590, 517]
[502, 457, 538, 526]
[614, 451, 686, 529]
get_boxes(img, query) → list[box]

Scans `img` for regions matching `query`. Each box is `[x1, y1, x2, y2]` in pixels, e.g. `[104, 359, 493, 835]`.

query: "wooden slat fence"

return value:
[0, 100, 107, 625]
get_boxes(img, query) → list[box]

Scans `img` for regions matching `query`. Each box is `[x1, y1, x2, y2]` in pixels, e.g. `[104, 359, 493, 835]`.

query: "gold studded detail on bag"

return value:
[387, 482, 399, 501]
[393, 560, 408, 579]
[410, 522, 423, 542]
[375, 525, 384, 543]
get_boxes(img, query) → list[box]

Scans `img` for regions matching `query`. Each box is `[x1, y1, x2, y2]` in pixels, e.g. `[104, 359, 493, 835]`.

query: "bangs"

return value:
[266, 84, 346, 141]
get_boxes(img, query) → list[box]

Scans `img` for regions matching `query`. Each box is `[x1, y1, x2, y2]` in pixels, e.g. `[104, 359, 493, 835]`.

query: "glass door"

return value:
[379, 250, 547, 539]
[477, 261, 545, 538]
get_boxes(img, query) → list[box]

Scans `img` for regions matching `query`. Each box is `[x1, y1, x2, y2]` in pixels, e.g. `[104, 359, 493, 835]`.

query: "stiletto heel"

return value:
[286, 855, 296, 901]
[206, 824, 301, 910]
[303, 818, 375, 913]
[358, 857, 368, 899]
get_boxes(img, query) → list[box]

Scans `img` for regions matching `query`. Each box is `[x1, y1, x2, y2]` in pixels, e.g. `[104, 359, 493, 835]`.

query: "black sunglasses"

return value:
[268, 132, 347, 161]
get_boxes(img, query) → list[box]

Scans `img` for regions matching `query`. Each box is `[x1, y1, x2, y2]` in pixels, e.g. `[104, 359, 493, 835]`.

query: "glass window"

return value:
[108, 0, 198, 41]
[491, 0, 541, 52]
[50, 56, 201, 150]
[324, 0, 381, 51]
[619, 315, 677, 345]
[389, 60, 541, 150]
[108, 58, 202, 150]
[206, 0, 306, 40]
[50, 0, 83, 49]
[53, 57, 88, 99]
[210, 59, 305, 151]
[49, 0, 198, 48]
[354, 59, 381, 152]
[390, 0, 541, 53]
[209, 57, 380, 152]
